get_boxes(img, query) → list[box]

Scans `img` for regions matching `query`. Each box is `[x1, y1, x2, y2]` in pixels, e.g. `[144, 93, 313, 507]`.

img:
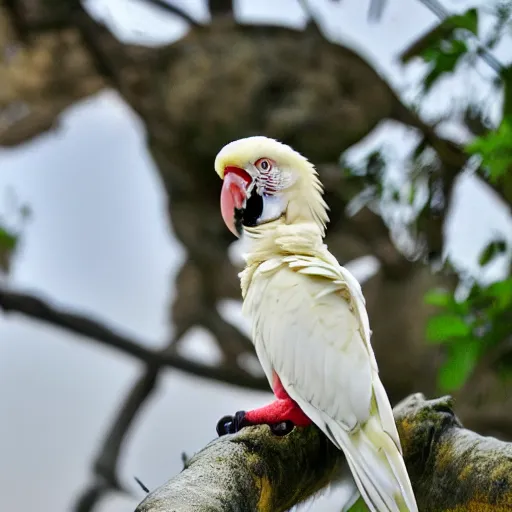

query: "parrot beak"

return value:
[220, 166, 253, 237]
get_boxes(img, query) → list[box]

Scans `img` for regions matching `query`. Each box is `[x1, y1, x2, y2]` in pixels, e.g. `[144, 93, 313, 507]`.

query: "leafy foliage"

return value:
[479, 239, 508, 267]
[425, 276, 512, 392]
[426, 313, 471, 343]
[0, 225, 17, 250]
[466, 64, 512, 188]
[0, 224, 18, 273]
[401, 8, 478, 92]
[467, 116, 512, 182]
[421, 39, 469, 92]
[0, 194, 29, 274]
[405, 3, 512, 392]
[347, 497, 370, 512]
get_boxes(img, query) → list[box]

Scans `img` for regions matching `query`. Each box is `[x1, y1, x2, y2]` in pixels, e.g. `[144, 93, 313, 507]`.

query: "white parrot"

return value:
[214, 136, 418, 512]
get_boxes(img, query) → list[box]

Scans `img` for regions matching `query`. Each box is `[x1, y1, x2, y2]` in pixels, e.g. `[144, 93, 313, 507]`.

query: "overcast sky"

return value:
[1, 1, 511, 511]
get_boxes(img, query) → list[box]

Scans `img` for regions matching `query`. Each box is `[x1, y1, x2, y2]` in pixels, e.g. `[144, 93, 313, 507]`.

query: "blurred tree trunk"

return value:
[143, 18, 456, 406]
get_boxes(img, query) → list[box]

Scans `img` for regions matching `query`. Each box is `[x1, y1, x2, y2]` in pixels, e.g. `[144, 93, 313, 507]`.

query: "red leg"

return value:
[244, 373, 312, 427]
[273, 373, 288, 399]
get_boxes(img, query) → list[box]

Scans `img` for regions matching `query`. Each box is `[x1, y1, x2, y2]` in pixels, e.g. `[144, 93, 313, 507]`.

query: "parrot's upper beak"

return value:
[220, 166, 253, 237]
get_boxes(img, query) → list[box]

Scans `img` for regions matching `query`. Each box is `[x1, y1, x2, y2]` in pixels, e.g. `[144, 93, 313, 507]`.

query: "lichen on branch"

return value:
[136, 394, 512, 512]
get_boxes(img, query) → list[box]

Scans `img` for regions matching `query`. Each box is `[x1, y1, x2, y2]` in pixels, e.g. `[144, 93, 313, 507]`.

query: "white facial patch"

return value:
[258, 194, 287, 224]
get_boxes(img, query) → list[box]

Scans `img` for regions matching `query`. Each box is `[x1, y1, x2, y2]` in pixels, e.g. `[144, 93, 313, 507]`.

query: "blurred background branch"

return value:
[0, 287, 267, 390]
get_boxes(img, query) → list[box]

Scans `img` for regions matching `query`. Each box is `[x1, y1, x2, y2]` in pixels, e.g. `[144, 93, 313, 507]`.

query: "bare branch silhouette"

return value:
[0, 287, 267, 391]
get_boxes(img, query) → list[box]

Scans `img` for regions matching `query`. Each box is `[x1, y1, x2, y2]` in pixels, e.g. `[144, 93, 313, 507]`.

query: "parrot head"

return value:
[214, 136, 329, 238]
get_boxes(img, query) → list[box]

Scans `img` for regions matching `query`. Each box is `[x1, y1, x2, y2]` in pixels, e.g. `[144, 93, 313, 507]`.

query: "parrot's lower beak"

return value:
[220, 166, 252, 237]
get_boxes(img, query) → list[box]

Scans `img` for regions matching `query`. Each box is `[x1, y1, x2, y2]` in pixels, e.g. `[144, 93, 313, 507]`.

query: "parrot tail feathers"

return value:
[376, 423, 419, 512]
[325, 418, 417, 512]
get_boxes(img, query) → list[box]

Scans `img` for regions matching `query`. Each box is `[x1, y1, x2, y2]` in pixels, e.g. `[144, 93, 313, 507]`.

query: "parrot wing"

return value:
[244, 254, 417, 512]
[247, 261, 377, 508]
[246, 254, 373, 431]
[286, 254, 401, 449]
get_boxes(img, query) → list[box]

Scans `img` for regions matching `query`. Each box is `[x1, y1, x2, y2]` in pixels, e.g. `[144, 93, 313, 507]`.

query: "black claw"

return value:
[270, 420, 294, 436]
[216, 415, 236, 436]
[216, 412, 295, 438]
[216, 411, 248, 437]
[233, 410, 248, 431]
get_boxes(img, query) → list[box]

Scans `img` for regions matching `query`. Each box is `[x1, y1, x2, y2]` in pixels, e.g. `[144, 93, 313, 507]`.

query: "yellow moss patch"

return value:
[244, 450, 273, 512]
[434, 441, 453, 472]
[256, 475, 272, 512]
[458, 462, 473, 481]
[397, 418, 416, 448]
[488, 463, 511, 484]
[446, 503, 511, 512]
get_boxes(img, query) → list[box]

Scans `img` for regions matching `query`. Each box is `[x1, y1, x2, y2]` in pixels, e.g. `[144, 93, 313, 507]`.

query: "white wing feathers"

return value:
[243, 253, 418, 512]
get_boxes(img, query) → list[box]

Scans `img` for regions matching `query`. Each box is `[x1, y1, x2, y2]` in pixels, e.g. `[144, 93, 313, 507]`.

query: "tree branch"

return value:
[207, 0, 234, 18]
[296, 0, 324, 34]
[136, 393, 512, 512]
[367, 0, 387, 22]
[0, 287, 268, 391]
[141, 0, 202, 27]
[74, 364, 162, 512]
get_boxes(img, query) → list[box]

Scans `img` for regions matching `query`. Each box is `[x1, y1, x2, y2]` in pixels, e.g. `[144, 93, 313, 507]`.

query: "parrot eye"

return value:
[255, 158, 272, 172]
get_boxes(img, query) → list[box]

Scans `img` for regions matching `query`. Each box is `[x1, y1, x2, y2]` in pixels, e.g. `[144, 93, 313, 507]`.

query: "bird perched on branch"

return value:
[214, 136, 418, 512]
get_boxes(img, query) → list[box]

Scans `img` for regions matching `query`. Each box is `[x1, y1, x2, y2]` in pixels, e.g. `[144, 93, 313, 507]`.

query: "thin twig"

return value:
[73, 364, 162, 511]
[367, 0, 387, 22]
[296, 0, 323, 34]
[72, 3, 121, 87]
[75, 481, 110, 512]
[207, 0, 234, 17]
[134, 477, 150, 493]
[141, 0, 202, 27]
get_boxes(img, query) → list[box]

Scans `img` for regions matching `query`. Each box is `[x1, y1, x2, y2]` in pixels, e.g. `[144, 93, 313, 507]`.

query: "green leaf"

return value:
[409, 8, 479, 64]
[0, 226, 17, 250]
[486, 278, 512, 311]
[501, 65, 512, 118]
[408, 183, 417, 205]
[424, 289, 453, 308]
[446, 8, 479, 36]
[365, 150, 387, 179]
[478, 239, 507, 266]
[423, 39, 469, 91]
[412, 137, 429, 159]
[426, 314, 471, 343]
[438, 339, 481, 391]
[466, 116, 512, 182]
[347, 497, 370, 512]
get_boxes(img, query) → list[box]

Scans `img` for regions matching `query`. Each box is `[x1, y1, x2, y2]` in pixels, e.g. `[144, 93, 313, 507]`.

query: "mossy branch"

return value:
[136, 394, 512, 512]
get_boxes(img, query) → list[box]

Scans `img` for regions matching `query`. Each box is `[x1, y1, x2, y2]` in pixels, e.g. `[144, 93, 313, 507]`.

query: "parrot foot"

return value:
[244, 398, 312, 426]
[216, 410, 294, 437]
[216, 398, 311, 437]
